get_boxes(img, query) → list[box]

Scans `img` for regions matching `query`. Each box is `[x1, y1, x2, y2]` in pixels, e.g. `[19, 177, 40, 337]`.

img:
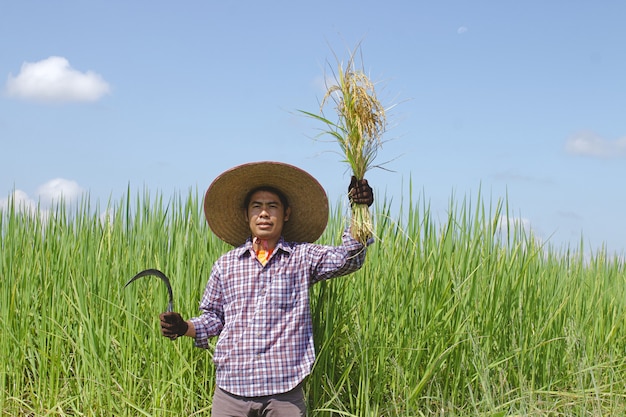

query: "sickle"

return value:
[124, 268, 174, 313]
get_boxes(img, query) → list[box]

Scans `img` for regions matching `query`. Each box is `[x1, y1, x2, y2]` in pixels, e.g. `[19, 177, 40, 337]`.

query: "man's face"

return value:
[245, 190, 291, 244]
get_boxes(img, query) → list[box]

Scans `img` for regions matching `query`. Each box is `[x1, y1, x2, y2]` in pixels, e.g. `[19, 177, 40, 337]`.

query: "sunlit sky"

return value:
[2, 1, 625, 256]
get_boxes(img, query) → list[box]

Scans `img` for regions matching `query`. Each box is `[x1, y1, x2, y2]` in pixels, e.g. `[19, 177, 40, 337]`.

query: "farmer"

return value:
[159, 161, 373, 416]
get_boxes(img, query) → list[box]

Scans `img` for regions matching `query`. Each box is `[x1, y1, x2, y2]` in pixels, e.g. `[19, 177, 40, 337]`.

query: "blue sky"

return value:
[1, 1, 625, 256]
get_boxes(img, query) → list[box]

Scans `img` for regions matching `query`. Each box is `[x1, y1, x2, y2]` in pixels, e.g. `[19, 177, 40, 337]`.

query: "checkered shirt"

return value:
[188, 228, 367, 397]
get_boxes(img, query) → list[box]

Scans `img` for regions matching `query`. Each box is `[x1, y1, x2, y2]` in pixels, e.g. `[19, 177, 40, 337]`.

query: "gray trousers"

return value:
[211, 383, 306, 417]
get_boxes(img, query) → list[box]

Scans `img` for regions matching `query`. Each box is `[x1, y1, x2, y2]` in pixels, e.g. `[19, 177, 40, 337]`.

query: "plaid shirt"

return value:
[188, 228, 367, 397]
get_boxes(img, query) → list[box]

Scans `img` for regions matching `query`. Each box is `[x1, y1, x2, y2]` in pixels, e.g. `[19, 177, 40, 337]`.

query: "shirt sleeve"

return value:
[310, 227, 370, 284]
[188, 262, 225, 349]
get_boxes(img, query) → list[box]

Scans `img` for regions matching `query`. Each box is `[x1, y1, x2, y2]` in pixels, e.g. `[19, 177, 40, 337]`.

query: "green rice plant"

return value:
[2, 187, 626, 416]
[0, 190, 224, 416]
[300, 45, 388, 244]
[309, 188, 626, 416]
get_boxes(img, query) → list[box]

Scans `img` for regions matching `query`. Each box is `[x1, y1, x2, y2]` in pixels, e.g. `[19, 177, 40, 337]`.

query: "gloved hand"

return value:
[348, 176, 374, 207]
[159, 312, 188, 340]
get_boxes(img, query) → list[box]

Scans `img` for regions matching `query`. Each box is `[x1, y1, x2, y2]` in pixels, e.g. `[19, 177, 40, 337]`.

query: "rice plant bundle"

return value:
[301, 48, 387, 243]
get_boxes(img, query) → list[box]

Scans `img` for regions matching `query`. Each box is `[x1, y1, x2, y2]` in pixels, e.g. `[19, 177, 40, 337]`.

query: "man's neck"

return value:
[252, 236, 278, 251]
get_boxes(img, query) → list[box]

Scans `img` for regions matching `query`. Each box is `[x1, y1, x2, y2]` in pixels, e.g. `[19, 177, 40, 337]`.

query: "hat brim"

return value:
[204, 161, 329, 247]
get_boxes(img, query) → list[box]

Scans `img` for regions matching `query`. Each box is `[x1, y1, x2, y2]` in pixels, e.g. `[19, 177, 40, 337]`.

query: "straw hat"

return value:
[204, 161, 329, 246]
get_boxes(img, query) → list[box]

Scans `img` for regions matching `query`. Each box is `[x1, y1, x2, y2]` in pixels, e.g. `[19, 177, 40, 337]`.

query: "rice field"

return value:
[1, 189, 625, 416]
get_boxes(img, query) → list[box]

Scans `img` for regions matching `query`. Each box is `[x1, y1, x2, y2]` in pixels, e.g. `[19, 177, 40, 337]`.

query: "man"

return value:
[159, 161, 373, 416]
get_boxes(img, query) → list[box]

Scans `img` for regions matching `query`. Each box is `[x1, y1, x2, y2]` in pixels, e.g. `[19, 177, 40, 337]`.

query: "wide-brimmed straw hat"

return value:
[204, 161, 329, 247]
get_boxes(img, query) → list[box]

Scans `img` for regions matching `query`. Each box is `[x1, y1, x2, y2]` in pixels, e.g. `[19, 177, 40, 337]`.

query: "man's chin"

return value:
[254, 230, 274, 239]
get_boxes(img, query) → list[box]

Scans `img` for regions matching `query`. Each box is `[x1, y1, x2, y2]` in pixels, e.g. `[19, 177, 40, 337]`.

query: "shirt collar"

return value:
[235, 236, 293, 259]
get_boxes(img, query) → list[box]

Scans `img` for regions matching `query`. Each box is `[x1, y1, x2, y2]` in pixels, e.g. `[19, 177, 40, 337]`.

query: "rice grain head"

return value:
[321, 63, 386, 180]
[318, 49, 387, 243]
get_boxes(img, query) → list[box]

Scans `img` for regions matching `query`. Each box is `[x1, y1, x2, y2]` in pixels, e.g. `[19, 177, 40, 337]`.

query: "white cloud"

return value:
[0, 189, 37, 214]
[565, 131, 626, 158]
[36, 178, 84, 205]
[496, 214, 547, 246]
[457, 26, 469, 35]
[497, 215, 532, 236]
[1, 178, 85, 218]
[5, 56, 110, 103]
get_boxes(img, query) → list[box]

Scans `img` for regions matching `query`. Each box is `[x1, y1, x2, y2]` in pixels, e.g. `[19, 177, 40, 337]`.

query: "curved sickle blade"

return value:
[125, 268, 174, 312]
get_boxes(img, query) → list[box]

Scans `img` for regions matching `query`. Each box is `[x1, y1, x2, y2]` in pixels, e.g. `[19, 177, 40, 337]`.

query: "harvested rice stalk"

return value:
[301, 47, 387, 243]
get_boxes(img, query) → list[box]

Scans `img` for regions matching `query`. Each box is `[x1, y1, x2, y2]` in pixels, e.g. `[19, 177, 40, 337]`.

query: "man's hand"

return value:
[348, 176, 374, 207]
[159, 312, 189, 340]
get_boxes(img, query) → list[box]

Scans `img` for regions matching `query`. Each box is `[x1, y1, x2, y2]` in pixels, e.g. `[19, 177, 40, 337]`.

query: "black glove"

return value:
[159, 312, 188, 340]
[348, 176, 374, 207]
